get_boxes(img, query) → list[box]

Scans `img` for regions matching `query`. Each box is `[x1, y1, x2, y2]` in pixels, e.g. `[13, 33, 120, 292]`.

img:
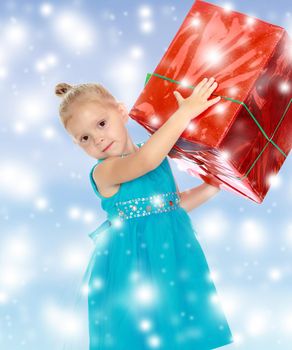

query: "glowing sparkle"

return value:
[210, 293, 220, 304]
[63, 246, 86, 270]
[0, 163, 39, 198]
[198, 210, 229, 241]
[68, 207, 81, 219]
[240, 219, 266, 249]
[147, 334, 161, 348]
[130, 46, 143, 59]
[40, 3, 53, 17]
[229, 87, 239, 96]
[232, 332, 243, 344]
[129, 270, 141, 282]
[181, 79, 190, 87]
[208, 270, 219, 282]
[112, 217, 123, 228]
[186, 122, 197, 133]
[140, 21, 154, 33]
[246, 311, 269, 336]
[54, 13, 94, 50]
[134, 283, 157, 306]
[108, 60, 140, 84]
[150, 115, 160, 126]
[47, 53, 57, 65]
[36, 60, 46, 72]
[83, 211, 95, 223]
[246, 17, 256, 25]
[13, 121, 27, 134]
[191, 18, 201, 27]
[205, 48, 224, 65]
[280, 82, 290, 93]
[92, 277, 104, 290]
[139, 318, 152, 332]
[220, 150, 230, 160]
[35, 197, 48, 210]
[6, 237, 30, 260]
[214, 103, 226, 114]
[268, 268, 282, 281]
[18, 95, 48, 124]
[0, 66, 8, 79]
[36, 54, 58, 73]
[0, 292, 8, 304]
[282, 313, 292, 333]
[4, 22, 27, 46]
[268, 174, 282, 188]
[218, 293, 238, 317]
[0, 267, 20, 287]
[222, 3, 234, 12]
[43, 304, 83, 337]
[138, 6, 152, 18]
[152, 195, 163, 206]
[81, 284, 90, 295]
[42, 127, 56, 139]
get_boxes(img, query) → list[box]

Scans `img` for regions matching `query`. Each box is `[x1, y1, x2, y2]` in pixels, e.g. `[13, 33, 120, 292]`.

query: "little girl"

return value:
[55, 77, 234, 349]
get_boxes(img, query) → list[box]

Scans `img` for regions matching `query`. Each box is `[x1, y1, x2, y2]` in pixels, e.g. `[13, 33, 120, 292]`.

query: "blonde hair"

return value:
[55, 82, 119, 129]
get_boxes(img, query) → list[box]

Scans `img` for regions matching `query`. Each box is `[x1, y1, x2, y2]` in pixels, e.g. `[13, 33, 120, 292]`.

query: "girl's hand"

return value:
[199, 173, 221, 189]
[173, 77, 221, 120]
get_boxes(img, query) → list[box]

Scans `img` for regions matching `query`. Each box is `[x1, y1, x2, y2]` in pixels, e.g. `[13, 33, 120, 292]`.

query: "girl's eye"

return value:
[98, 120, 106, 127]
[81, 135, 88, 142]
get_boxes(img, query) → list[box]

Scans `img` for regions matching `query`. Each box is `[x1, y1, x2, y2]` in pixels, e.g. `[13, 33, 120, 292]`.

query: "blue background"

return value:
[0, 1, 291, 349]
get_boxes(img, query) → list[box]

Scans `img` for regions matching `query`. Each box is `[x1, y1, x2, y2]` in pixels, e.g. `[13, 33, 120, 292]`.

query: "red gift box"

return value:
[129, 0, 292, 203]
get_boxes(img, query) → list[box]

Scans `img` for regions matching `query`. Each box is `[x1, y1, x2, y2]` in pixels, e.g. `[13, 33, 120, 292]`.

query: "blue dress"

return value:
[85, 141, 234, 350]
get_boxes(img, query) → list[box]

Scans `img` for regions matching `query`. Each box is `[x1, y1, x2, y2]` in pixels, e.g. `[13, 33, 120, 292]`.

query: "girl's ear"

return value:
[117, 102, 129, 122]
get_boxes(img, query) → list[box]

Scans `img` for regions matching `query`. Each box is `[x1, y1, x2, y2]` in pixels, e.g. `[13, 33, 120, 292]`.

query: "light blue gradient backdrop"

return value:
[0, 1, 291, 349]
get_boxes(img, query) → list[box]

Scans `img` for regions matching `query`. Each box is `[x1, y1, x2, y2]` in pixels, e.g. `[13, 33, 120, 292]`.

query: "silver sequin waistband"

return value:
[114, 191, 180, 220]
[88, 191, 181, 242]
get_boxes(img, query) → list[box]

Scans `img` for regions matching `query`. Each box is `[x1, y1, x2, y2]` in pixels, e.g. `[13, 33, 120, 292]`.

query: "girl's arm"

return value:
[94, 78, 220, 189]
[174, 177, 220, 213]
[179, 183, 220, 213]
[141, 77, 220, 171]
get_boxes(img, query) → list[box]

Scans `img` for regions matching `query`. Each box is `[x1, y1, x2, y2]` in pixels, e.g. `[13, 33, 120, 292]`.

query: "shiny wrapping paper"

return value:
[129, 0, 292, 203]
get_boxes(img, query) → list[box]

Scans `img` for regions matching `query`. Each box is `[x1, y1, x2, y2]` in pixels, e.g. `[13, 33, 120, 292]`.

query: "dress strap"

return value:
[89, 163, 103, 198]
[88, 219, 112, 242]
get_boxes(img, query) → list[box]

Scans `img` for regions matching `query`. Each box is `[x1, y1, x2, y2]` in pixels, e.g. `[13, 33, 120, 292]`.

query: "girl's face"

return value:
[66, 99, 129, 160]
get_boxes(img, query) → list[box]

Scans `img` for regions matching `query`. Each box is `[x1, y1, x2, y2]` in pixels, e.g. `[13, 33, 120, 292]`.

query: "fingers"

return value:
[193, 77, 218, 99]
[199, 77, 216, 96]
[202, 82, 218, 101]
[206, 95, 221, 108]
[174, 77, 221, 111]
[193, 77, 209, 94]
[173, 90, 183, 104]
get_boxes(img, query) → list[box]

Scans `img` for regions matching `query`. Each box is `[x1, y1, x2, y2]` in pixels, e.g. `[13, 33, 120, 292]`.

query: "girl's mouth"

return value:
[103, 141, 114, 152]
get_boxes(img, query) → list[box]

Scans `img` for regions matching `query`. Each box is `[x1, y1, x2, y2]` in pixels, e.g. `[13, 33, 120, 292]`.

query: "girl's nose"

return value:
[96, 136, 104, 145]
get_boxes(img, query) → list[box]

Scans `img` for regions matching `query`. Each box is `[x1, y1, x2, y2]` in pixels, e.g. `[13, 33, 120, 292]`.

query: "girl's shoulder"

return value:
[90, 161, 119, 199]
[88, 141, 146, 199]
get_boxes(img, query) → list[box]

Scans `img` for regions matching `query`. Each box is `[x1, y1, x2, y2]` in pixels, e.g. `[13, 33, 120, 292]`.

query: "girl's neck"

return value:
[121, 143, 139, 157]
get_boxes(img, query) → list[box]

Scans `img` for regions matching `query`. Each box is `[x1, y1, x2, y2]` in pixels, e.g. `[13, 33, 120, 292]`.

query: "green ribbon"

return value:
[144, 72, 291, 181]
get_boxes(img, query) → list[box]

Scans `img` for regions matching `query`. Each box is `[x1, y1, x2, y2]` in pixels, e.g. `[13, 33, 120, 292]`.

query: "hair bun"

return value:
[55, 83, 73, 97]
